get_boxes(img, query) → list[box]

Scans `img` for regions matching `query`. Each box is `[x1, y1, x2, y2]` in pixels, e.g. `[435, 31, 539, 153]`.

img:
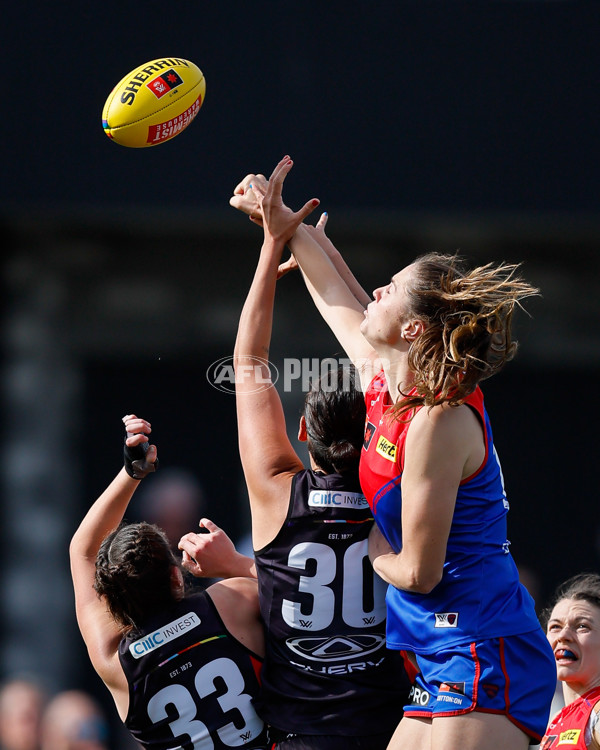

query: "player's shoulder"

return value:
[410, 400, 473, 430]
[206, 578, 263, 657]
[207, 577, 259, 613]
[407, 401, 482, 456]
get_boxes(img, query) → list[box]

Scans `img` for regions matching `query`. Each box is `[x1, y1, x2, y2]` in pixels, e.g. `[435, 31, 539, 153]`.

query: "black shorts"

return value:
[269, 729, 393, 750]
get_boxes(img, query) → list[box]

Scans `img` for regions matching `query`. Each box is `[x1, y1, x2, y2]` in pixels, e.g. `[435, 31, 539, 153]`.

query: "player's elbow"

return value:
[68, 534, 80, 562]
[69, 532, 94, 564]
[405, 565, 443, 594]
[375, 549, 443, 594]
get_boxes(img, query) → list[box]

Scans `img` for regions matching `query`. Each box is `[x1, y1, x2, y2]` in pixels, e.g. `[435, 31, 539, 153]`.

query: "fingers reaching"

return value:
[230, 173, 270, 220]
[267, 155, 292, 196]
[316, 211, 329, 231]
[198, 518, 220, 533]
[231, 157, 319, 243]
[257, 156, 320, 242]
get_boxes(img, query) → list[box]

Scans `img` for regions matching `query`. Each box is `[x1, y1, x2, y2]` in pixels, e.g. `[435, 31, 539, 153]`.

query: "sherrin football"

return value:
[102, 58, 205, 147]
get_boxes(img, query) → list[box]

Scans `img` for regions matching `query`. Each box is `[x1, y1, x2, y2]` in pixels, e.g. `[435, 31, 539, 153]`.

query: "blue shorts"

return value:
[403, 631, 556, 742]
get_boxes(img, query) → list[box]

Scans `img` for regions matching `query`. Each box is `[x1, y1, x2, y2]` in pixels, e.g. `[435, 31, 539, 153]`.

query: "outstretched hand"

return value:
[178, 518, 255, 579]
[252, 156, 320, 245]
[229, 173, 268, 221]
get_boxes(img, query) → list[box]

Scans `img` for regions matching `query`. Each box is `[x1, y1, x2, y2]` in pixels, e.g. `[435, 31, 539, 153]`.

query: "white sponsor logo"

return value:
[129, 612, 201, 659]
[308, 490, 368, 508]
[290, 658, 385, 675]
[438, 694, 464, 705]
[409, 685, 431, 706]
[434, 612, 459, 628]
[286, 633, 386, 662]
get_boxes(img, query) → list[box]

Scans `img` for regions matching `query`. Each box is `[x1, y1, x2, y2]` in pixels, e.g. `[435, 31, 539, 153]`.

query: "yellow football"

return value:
[102, 57, 206, 147]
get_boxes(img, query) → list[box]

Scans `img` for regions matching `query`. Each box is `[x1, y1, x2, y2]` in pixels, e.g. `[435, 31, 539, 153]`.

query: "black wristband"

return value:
[124, 440, 158, 479]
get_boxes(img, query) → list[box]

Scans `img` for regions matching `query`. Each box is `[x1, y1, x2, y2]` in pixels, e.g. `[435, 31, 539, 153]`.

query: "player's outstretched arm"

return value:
[230, 171, 370, 307]
[301, 211, 372, 307]
[256, 157, 379, 388]
[233, 182, 312, 548]
[69, 415, 157, 687]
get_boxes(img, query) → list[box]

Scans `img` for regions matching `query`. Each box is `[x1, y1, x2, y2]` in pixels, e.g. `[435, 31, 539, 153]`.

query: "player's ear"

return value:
[401, 318, 426, 342]
[170, 566, 184, 599]
[298, 415, 308, 442]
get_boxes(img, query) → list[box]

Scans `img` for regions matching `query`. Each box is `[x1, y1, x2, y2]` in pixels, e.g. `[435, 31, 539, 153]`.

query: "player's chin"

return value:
[556, 663, 579, 681]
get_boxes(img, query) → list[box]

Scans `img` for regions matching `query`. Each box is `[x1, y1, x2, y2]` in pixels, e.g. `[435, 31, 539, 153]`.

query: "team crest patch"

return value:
[434, 612, 458, 628]
[363, 422, 376, 450]
[375, 435, 397, 462]
[147, 69, 184, 98]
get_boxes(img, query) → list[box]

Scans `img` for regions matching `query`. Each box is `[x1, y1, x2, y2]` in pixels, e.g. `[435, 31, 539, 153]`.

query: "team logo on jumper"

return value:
[557, 729, 581, 745]
[363, 421, 376, 450]
[286, 634, 385, 662]
[147, 69, 184, 98]
[408, 684, 432, 707]
[434, 612, 458, 628]
[375, 435, 397, 462]
[308, 490, 368, 509]
[129, 612, 201, 659]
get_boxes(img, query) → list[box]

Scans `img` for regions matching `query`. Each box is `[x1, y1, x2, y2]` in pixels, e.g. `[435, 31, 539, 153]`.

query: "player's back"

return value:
[254, 468, 410, 738]
[119, 591, 269, 749]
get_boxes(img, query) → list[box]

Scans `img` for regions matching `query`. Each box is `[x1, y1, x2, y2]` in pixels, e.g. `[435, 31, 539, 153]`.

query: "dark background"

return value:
[3, 1, 599, 215]
[2, 1, 600, 745]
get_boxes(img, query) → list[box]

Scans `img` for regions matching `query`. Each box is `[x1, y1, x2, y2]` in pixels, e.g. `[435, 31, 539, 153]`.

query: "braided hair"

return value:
[94, 522, 181, 631]
[303, 365, 365, 475]
[392, 252, 539, 418]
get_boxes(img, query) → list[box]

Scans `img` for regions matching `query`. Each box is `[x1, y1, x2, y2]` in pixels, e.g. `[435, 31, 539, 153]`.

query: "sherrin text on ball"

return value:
[102, 57, 205, 148]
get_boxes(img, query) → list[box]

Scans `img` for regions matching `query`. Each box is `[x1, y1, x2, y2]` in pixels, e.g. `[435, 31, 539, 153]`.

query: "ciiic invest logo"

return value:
[206, 356, 278, 394]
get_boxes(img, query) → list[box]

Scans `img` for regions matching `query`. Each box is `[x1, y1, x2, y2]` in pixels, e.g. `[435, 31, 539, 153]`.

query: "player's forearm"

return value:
[289, 225, 367, 321]
[288, 225, 346, 298]
[234, 237, 283, 362]
[222, 552, 257, 580]
[308, 227, 371, 307]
